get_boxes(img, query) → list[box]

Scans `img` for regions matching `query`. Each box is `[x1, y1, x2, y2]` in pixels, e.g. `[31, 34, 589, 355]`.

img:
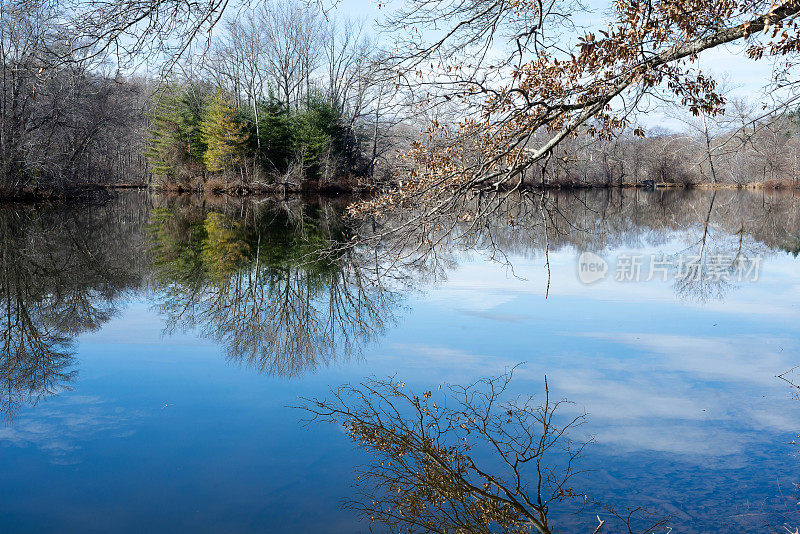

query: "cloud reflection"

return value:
[0, 395, 142, 464]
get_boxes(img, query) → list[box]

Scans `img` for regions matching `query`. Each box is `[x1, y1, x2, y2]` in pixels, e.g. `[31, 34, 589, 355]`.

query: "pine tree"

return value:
[292, 95, 344, 175]
[200, 92, 250, 173]
[178, 84, 208, 162]
[146, 84, 208, 178]
[146, 85, 183, 177]
[257, 98, 293, 173]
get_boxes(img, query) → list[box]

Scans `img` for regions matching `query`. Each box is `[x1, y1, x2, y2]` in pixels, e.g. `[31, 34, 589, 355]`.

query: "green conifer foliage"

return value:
[257, 99, 293, 173]
[292, 96, 344, 172]
[146, 85, 365, 186]
[179, 85, 208, 162]
[146, 84, 207, 178]
[200, 92, 251, 173]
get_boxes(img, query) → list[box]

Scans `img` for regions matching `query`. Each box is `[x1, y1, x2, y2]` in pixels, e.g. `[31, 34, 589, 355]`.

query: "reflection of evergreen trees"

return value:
[1, 189, 799, 416]
[0, 196, 151, 421]
[149, 197, 398, 377]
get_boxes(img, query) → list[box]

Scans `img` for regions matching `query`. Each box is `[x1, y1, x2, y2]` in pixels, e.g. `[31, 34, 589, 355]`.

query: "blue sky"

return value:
[327, 0, 784, 129]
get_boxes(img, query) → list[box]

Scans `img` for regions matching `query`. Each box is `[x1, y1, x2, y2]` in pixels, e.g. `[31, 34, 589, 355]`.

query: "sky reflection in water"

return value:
[0, 190, 799, 533]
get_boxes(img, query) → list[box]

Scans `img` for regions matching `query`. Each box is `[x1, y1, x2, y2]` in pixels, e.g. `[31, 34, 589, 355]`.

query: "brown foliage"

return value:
[362, 0, 800, 220]
[300, 370, 671, 533]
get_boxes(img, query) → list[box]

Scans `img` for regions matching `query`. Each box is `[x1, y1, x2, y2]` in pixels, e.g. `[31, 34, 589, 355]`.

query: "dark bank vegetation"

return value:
[0, 0, 149, 198]
[142, 1, 411, 194]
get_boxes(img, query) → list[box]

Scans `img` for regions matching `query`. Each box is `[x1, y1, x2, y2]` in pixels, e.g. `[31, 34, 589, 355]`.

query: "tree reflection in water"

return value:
[299, 369, 672, 533]
[0, 196, 150, 421]
[357, 188, 796, 304]
[2, 189, 800, 420]
[148, 196, 401, 378]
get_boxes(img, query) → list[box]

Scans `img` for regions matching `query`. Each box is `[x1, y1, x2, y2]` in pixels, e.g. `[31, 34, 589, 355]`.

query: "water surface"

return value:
[1, 190, 800, 532]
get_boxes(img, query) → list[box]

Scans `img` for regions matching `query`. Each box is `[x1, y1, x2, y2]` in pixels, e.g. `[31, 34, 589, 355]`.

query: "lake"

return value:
[1, 189, 799, 533]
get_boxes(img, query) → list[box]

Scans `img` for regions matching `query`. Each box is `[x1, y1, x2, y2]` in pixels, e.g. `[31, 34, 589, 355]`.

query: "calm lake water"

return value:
[1, 189, 800, 533]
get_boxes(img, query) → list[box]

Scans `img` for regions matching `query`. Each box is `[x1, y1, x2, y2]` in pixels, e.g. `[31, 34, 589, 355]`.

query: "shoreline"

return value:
[2, 180, 799, 204]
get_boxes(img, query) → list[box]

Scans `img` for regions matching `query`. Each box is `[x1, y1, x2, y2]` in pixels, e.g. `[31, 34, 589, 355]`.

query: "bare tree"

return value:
[258, 1, 322, 110]
[353, 0, 800, 221]
[0, 0, 148, 192]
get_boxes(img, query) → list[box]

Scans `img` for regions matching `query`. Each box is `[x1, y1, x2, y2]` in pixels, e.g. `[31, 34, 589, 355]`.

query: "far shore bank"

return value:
[3, 179, 800, 203]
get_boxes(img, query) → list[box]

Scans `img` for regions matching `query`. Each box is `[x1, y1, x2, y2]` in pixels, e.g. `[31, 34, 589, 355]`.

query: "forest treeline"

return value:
[0, 1, 148, 196]
[528, 109, 800, 189]
[3, 0, 800, 198]
[0, 0, 406, 197]
[145, 0, 410, 193]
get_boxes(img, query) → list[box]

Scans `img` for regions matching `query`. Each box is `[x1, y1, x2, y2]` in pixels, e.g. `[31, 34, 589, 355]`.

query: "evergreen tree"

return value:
[146, 86, 364, 185]
[292, 96, 344, 174]
[257, 98, 293, 173]
[200, 92, 250, 173]
[179, 85, 208, 162]
[146, 86, 183, 177]
[146, 84, 208, 178]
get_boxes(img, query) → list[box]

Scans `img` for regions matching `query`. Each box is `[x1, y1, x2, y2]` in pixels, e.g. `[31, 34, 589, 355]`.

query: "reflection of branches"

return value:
[672, 190, 769, 304]
[151, 197, 401, 378]
[362, 188, 792, 305]
[299, 370, 671, 533]
[778, 365, 800, 401]
[0, 197, 150, 421]
[150, 189, 800, 379]
[0, 296, 77, 422]
[773, 366, 800, 533]
[673, 191, 727, 303]
[160, 254, 397, 377]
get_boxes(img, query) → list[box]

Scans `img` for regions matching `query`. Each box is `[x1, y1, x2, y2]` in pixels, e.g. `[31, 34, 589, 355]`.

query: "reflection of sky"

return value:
[1, 236, 800, 532]
[381, 245, 800, 531]
[0, 396, 141, 465]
